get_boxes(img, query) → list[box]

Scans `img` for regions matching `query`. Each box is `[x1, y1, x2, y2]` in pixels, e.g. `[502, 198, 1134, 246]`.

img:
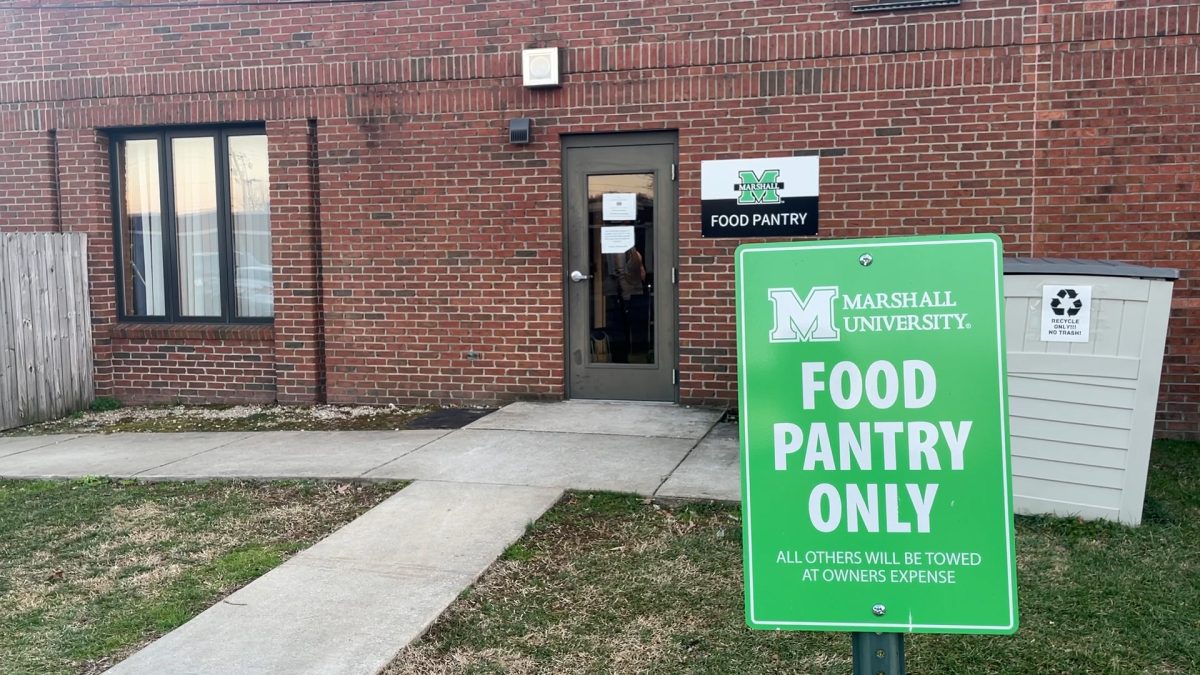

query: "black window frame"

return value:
[109, 124, 273, 325]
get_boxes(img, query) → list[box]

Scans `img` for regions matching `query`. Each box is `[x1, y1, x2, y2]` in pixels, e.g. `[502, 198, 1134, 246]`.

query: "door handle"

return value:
[569, 270, 592, 283]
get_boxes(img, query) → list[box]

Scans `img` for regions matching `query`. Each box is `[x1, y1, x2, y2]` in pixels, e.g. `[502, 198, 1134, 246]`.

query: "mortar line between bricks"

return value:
[130, 433, 256, 477]
[7, 29, 1194, 108]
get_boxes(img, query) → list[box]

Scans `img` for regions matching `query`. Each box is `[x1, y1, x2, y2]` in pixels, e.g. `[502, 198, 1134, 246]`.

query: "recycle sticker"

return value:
[1050, 288, 1084, 316]
[1041, 285, 1092, 342]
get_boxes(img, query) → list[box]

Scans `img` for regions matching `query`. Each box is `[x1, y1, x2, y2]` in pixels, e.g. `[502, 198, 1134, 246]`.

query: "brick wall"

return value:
[268, 118, 325, 404]
[1033, 5, 1200, 439]
[0, 130, 57, 232]
[109, 326, 276, 404]
[316, 114, 565, 405]
[0, 0, 1195, 436]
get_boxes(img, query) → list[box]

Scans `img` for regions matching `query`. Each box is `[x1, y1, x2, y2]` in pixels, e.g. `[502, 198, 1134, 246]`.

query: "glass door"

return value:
[564, 135, 677, 401]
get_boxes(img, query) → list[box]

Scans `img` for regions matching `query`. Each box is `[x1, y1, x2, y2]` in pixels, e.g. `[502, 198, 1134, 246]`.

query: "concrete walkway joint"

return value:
[0, 400, 739, 674]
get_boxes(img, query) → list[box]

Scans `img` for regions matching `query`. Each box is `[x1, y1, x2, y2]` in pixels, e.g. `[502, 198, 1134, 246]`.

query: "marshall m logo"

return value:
[735, 169, 784, 205]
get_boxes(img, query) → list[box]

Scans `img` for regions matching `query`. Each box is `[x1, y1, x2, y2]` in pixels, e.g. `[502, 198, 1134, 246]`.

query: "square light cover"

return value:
[522, 47, 560, 88]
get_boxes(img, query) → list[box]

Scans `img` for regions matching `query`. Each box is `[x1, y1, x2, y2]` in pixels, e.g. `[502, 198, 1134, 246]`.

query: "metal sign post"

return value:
[852, 633, 904, 675]
[736, 234, 1019, 644]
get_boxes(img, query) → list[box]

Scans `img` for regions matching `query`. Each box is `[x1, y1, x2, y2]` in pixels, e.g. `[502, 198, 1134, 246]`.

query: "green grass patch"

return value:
[89, 396, 123, 413]
[0, 478, 402, 674]
[389, 441, 1200, 674]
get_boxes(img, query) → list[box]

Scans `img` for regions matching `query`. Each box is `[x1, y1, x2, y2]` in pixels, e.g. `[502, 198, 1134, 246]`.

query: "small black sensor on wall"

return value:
[509, 118, 532, 145]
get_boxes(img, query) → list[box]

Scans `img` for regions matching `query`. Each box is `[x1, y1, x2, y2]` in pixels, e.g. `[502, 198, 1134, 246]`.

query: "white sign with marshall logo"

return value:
[701, 156, 819, 238]
[1040, 285, 1092, 342]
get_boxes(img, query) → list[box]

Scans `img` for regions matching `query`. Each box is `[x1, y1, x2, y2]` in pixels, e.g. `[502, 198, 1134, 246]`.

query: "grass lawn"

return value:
[0, 478, 401, 675]
[389, 440, 1200, 674]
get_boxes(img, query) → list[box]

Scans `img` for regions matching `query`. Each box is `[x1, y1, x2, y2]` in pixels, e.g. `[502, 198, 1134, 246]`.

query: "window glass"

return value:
[228, 135, 273, 318]
[586, 173, 655, 365]
[113, 127, 272, 323]
[171, 136, 222, 317]
[120, 139, 166, 316]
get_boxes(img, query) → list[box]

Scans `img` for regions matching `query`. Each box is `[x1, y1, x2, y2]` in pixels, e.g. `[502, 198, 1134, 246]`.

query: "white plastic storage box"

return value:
[1003, 258, 1178, 525]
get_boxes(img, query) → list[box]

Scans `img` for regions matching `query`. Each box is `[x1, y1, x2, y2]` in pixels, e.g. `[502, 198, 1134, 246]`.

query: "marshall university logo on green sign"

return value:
[735, 170, 784, 205]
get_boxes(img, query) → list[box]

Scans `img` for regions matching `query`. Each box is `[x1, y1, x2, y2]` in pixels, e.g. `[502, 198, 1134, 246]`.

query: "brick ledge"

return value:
[111, 323, 275, 342]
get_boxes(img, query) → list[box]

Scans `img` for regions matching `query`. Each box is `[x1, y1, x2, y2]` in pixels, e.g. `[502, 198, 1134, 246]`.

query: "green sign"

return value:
[736, 234, 1018, 635]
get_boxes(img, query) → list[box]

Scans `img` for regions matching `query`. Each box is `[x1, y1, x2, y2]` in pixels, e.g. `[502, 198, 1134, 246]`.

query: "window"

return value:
[111, 126, 273, 322]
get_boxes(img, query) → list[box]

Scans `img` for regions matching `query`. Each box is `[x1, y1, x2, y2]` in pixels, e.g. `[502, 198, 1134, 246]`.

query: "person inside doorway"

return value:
[618, 246, 651, 362]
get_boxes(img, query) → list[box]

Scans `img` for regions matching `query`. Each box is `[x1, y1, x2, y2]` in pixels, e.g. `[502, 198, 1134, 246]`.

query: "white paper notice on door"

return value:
[1041, 284, 1092, 342]
[600, 226, 636, 254]
[602, 193, 637, 221]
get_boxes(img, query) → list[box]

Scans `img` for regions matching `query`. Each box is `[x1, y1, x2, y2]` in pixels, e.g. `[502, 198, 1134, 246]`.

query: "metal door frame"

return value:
[561, 131, 679, 401]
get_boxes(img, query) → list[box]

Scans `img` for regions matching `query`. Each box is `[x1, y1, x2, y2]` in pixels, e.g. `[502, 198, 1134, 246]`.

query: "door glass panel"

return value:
[119, 139, 166, 316]
[172, 136, 222, 317]
[586, 173, 654, 365]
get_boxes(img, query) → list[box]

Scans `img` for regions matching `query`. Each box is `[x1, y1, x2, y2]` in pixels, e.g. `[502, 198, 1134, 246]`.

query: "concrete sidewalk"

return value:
[0, 400, 740, 674]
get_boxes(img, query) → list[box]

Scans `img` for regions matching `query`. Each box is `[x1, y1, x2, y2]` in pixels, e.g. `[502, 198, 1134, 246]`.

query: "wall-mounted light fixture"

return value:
[509, 117, 532, 145]
[522, 48, 560, 88]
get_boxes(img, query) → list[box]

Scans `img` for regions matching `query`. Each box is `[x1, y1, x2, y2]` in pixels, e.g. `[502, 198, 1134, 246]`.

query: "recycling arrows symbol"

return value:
[1050, 288, 1083, 316]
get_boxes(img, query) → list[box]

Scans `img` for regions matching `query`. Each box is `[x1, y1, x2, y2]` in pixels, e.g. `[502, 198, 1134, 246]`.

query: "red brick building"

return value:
[0, 0, 1197, 437]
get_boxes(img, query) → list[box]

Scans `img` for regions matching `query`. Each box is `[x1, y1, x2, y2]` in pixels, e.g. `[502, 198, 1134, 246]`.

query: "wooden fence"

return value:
[0, 233, 94, 431]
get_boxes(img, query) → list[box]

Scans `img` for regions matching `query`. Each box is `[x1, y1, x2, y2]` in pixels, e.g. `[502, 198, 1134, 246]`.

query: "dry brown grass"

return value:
[2, 403, 432, 435]
[387, 442, 1200, 675]
[384, 494, 814, 675]
[1, 478, 401, 675]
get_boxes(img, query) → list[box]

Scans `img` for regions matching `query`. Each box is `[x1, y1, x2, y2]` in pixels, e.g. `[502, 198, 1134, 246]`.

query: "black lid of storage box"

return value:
[1003, 257, 1180, 280]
